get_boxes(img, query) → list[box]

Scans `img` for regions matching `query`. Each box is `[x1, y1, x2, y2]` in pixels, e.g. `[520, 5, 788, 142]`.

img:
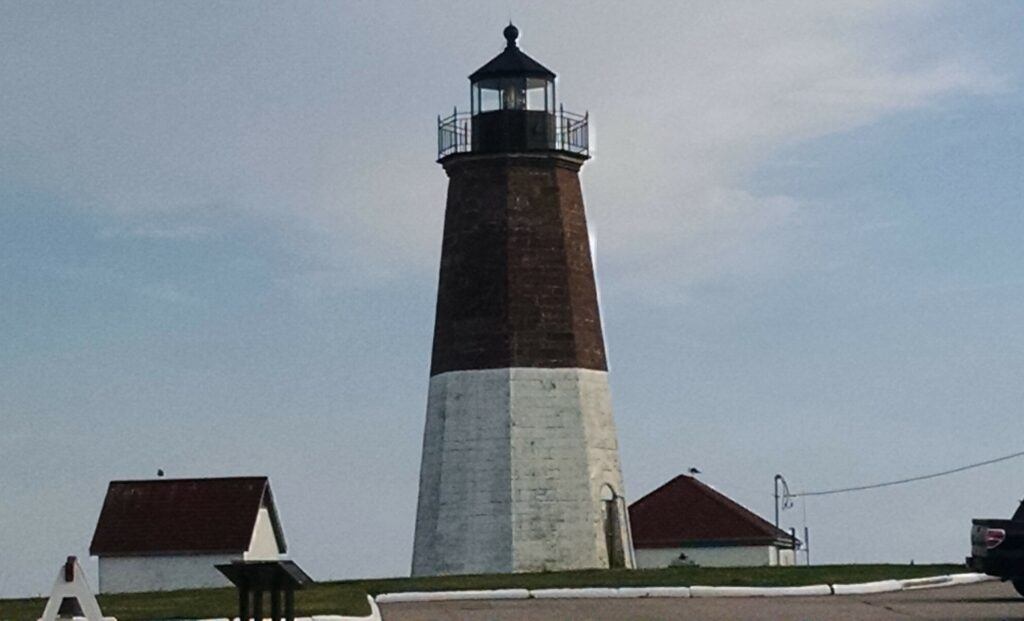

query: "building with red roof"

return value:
[89, 477, 286, 593]
[628, 475, 798, 568]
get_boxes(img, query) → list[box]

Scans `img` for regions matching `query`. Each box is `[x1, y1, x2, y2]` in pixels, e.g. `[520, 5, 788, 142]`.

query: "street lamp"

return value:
[774, 474, 793, 529]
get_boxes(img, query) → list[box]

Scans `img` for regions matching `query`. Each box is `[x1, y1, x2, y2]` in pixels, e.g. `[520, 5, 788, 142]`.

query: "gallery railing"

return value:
[437, 105, 590, 159]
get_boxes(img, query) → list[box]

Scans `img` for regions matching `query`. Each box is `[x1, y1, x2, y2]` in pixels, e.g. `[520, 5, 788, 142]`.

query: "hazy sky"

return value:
[3, 1, 1023, 597]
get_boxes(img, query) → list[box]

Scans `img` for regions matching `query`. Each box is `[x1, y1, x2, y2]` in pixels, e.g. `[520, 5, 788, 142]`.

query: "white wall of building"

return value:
[244, 507, 281, 561]
[99, 507, 283, 593]
[635, 545, 794, 569]
[98, 554, 237, 594]
[770, 545, 797, 566]
[412, 367, 633, 576]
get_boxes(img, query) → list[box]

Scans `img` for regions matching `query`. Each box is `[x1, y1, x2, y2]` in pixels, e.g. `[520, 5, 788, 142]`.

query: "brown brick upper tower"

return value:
[430, 152, 607, 375]
[413, 24, 633, 576]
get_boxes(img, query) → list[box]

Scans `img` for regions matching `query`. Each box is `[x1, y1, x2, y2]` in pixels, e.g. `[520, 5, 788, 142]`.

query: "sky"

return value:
[2, 0, 1023, 598]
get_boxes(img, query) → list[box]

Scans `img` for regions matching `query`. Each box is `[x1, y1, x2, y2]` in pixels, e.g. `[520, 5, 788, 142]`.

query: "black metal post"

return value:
[271, 586, 281, 621]
[559, 103, 564, 150]
[252, 589, 263, 621]
[238, 586, 250, 621]
[790, 527, 797, 564]
[284, 588, 295, 621]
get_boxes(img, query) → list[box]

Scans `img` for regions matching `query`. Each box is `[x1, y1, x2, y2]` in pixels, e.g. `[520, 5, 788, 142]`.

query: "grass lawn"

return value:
[0, 563, 965, 620]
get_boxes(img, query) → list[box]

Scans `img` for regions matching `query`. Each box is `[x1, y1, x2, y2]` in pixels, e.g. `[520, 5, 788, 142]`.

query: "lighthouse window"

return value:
[472, 79, 502, 114]
[501, 82, 526, 109]
[472, 78, 553, 114]
[526, 88, 542, 110]
[478, 87, 500, 113]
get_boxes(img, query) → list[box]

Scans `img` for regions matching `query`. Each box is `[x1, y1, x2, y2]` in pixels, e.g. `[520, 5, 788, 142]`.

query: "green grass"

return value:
[0, 564, 965, 620]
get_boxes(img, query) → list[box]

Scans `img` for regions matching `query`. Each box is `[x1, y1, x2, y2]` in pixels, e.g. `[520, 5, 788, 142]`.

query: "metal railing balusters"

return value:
[437, 108, 588, 158]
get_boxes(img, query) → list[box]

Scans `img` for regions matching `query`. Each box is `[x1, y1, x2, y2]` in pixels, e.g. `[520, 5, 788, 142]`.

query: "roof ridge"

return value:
[108, 475, 267, 484]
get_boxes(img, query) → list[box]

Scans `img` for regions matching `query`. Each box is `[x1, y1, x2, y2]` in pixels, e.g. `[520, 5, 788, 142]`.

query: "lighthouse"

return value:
[412, 24, 634, 576]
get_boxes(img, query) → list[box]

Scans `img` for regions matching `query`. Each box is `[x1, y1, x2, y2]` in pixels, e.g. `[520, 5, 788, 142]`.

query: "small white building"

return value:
[89, 476, 286, 593]
[628, 475, 798, 569]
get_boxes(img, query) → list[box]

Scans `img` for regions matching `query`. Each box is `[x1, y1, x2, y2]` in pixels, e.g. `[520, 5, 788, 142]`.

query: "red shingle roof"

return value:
[89, 477, 286, 556]
[628, 475, 794, 549]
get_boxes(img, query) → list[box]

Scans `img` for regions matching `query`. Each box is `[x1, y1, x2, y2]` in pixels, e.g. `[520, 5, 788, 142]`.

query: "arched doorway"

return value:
[601, 484, 626, 569]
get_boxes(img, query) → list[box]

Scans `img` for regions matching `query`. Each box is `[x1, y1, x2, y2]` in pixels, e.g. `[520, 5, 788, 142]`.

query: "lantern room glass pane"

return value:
[525, 77, 552, 111]
[473, 79, 503, 114]
[480, 87, 500, 112]
[526, 86, 545, 110]
[501, 79, 526, 110]
[472, 77, 554, 114]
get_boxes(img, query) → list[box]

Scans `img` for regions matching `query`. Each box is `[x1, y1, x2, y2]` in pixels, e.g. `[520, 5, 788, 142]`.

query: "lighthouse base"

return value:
[412, 367, 632, 576]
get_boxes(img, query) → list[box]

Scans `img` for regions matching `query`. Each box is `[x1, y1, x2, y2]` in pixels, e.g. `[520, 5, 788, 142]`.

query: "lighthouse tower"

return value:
[412, 25, 634, 576]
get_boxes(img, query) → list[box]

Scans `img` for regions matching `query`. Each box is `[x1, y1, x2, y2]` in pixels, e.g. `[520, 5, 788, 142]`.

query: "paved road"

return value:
[379, 580, 1024, 620]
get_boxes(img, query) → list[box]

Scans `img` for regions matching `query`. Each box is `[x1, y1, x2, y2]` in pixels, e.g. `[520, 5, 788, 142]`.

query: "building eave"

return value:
[634, 536, 799, 549]
[95, 550, 246, 558]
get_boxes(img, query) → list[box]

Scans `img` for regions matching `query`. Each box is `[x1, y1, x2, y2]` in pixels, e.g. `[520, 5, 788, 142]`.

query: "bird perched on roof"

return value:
[688, 467, 701, 476]
[157, 469, 164, 477]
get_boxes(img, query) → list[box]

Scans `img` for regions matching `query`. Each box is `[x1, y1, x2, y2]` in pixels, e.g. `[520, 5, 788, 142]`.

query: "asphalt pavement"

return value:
[379, 580, 1024, 620]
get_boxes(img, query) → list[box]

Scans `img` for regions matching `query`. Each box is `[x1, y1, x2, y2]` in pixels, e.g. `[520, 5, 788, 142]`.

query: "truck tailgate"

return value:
[971, 518, 1024, 577]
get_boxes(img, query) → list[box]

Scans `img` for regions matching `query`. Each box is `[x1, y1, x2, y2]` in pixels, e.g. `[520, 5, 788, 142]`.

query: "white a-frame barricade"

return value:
[39, 556, 113, 621]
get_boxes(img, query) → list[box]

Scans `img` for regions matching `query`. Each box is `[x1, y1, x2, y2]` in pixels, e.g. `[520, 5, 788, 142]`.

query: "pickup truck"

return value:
[968, 500, 1024, 596]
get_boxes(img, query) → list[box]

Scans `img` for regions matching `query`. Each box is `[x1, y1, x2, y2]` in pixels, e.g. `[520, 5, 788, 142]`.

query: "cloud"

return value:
[0, 2, 1011, 295]
[594, 187, 806, 301]
[574, 3, 1009, 295]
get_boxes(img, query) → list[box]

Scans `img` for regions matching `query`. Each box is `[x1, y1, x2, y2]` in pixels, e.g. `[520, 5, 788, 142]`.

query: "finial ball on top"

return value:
[503, 23, 519, 47]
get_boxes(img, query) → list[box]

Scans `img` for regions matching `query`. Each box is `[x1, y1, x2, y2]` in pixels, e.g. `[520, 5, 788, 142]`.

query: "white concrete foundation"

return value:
[412, 367, 632, 575]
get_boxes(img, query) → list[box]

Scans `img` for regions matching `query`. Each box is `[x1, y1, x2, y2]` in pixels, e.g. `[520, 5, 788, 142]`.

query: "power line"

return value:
[789, 449, 1024, 499]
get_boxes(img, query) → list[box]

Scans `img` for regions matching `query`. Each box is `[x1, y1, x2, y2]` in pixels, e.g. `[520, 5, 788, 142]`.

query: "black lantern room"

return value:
[471, 24, 555, 113]
[437, 24, 589, 159]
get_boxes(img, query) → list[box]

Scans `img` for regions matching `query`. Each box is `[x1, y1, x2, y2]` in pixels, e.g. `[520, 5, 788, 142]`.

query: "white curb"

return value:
[613, 586, 691, 598]
[530, 587, 620, 599]
[899, 576, 953, 590]
[690, 586, 770, 598]
[611, 587, 653, 598]
[375, 588, 529, 603]
[632, 586, 692, 598]
[689, 584, 832, 598]
[375, 591, 459, 603]
[373, 572, 996, 604]
[947, 572, 997, 586]
[769, 585, 834, 597]
[831, 579, 903, 595]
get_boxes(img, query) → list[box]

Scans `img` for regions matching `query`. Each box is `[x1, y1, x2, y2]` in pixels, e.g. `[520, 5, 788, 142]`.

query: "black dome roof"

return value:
[469, 24, 555, 82]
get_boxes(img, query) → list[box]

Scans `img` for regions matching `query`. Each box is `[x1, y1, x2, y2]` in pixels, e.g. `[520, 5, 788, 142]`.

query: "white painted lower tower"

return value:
[413, 368, 630, 574]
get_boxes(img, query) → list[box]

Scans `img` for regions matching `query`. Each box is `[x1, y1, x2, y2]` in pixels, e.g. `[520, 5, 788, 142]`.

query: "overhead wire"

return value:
[787, 449, 1024, 499]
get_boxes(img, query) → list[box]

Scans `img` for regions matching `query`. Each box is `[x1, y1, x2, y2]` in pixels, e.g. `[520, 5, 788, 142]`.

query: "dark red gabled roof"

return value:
[628, 475, 794, 549]
[89, 477, 286, 556]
